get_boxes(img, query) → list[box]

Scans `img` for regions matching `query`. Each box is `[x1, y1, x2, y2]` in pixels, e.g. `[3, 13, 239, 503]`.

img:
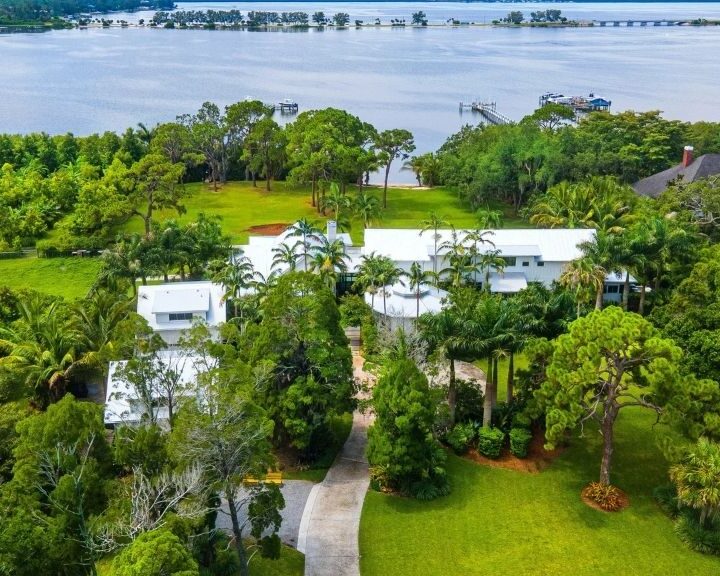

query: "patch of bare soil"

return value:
[461, 428, 564, 473]
[247, 223, 290, 236]
[581, 484, 630, 512]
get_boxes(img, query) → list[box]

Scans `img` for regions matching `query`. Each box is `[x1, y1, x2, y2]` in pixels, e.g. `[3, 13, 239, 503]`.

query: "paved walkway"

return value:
[298, 410, 372, 576]
[298, 354, 375, 576]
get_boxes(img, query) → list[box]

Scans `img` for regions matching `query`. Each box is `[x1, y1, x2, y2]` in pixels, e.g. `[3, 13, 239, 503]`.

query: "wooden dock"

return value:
[271, 99, 299, 114]
[459, 100, 512, 125]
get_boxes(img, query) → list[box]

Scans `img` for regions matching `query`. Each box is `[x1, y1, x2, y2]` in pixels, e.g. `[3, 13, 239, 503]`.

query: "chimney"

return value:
[327, 220, 337, 242]
[682, 145, 694, 168]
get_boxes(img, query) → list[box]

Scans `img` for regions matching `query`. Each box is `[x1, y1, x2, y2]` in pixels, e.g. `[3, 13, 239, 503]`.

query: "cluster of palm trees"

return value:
[318, 183, 383, 230]
[0, 291, 137, 407]
[559, 215, 694, 316]
[527, 176, 695, 315]
[97, 216, 230, 294]
[418, 284, 574, 427]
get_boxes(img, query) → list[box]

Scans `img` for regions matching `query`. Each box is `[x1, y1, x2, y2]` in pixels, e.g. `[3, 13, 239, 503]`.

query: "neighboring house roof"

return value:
[104, 352, 206, 426]
[632, 154, 720, 198]
[151, 287, 210, 314]
[137, 281, 226, 332]
[363, 228, 595, 263]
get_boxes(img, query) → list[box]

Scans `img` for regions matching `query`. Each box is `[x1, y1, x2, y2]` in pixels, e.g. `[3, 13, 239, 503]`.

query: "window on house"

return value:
[537, 261, 545, 267]
[169, 312, 194, 321]
[606, 285, 619, 294]
[502, 257, 516, 266]
[522, 261, 529, 267]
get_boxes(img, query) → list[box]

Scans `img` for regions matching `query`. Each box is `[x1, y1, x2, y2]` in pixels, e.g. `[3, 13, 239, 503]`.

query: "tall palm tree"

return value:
[287, 218, 322, 271]
[475, 207, 504, 229]
[407, 262, 435, 319]
[309, 238, 350, 294]
[212, 251, 256, 318]
[355, 251, 385, 310]
[419, 212, 449, 275]
[354, 192, 382, 228]
[559, 257, 607, 317]
[320, 182, 351, 219]
[477, 249, 506, 293]
[377, 258, 405, 316]
[271, 243, 298, 272]
[578, 230, 622, 310]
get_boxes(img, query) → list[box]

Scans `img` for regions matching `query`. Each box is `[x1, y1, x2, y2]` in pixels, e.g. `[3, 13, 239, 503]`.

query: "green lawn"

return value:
[118, 181, 527, 245]
[359, 407, 720, 576]
[0, 255, 101, 300]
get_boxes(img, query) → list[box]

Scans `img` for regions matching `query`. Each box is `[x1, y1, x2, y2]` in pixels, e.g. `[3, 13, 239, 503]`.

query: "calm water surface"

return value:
[1, 3, 719, 182]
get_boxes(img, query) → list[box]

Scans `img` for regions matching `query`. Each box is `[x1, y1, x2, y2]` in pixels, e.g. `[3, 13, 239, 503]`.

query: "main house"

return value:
[236, 224, 629, 320]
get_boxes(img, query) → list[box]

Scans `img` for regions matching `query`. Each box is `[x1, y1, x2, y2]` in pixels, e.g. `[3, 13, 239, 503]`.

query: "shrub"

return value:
[582, 481, 624, 511]
[674, 511, 720, 555]
[509, 427, 533, 458]
[454, 378, 484, 422]
[654, 483, 680, 518]
[477, 427, 505, 459]
[512, 411, 533, 430]
[444, 422, 477, 454]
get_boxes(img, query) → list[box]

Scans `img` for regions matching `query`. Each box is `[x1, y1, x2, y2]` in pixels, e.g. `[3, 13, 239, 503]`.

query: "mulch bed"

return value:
[247, 223, 290, 236]
[581, 484, 630, 512]
[461, 427, 564, 473]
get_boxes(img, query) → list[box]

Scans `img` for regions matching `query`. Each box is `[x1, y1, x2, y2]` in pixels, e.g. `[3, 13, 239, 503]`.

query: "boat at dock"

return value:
[539, 92, 611, 113]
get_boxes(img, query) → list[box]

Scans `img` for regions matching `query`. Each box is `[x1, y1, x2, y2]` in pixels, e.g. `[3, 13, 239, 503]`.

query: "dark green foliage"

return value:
[112, 424, 168, 476]
[453, 378, 485, 423]
[444, 421, 477, 455]
[674, 511, 720, 556]
[509, 427, 533, 458]
[112, 527, 200, 575]
[477, 427, 505, 459]
[491, 401, 520, 434]
[241, 273, 354, 458]
[654, 483, 680, 518]
[260, 533, 282, 559]
[338, 294, 378, 358]
[367, 357, 448, 499]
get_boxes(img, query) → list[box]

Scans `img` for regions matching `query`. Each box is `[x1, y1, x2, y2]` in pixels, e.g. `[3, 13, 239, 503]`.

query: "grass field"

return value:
[118, 181, 527, 244]
[359, 407, 720, 576]
[0, 255, 101, 300]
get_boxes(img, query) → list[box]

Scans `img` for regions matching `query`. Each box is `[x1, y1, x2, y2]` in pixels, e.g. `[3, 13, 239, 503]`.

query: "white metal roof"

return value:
[365, 282, 448, 318]
[150, 287, 209, 314]
[489, 272, 528, 293]
[363, 228, 595, 263]
[137, 281, 226, 331]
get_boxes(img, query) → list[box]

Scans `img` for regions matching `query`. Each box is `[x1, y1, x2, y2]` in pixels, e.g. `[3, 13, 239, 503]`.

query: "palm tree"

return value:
[309, 238, 350, 294]
[271, 243, 298, 272]
[320, 182, 351, 218]
[407, 262, 435, 319]
[212, 251, 256, 318]
[578, 230, 622, 310]
[0, 297, 93, 407]
[419, 212, 449, 275]
[287, 218, 322, 271]
[466, 227, 496, 285]
[477, 249, 506, 293]
[559, 257, 607, 317]
[670, 438, 720, 527]
[439, 227, 476, 287]
[354, 192, 382, 228]
[355, 251, 385, 310]
[377, 258, 405, 315]
[475, 207, 504, 229]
